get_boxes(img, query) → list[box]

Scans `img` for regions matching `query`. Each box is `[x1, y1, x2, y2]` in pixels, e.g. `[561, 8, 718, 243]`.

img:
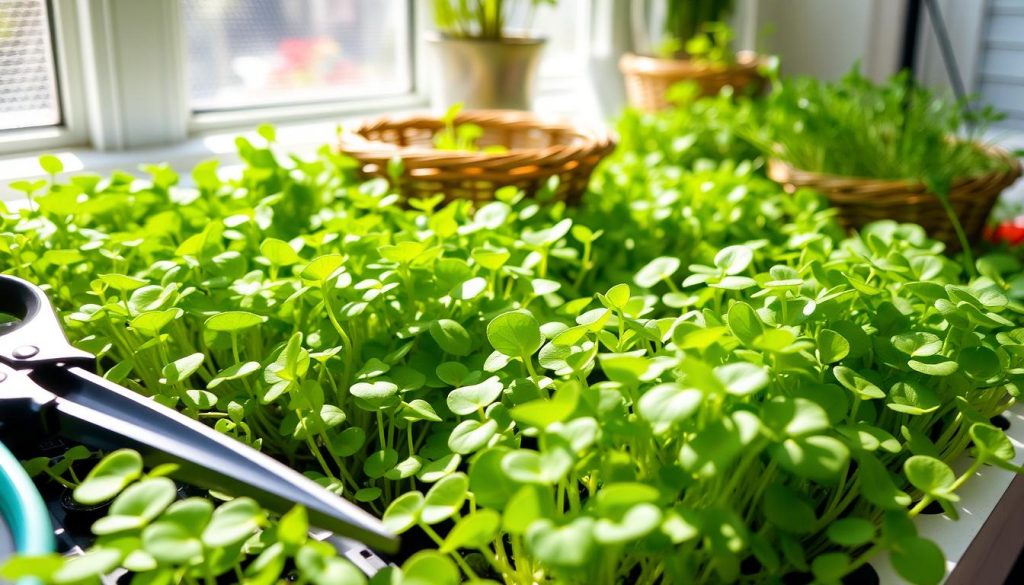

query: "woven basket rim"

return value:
[339, 109, 617, 164]
[767, 144, 1023, 190]
[619, 50, 765, 77]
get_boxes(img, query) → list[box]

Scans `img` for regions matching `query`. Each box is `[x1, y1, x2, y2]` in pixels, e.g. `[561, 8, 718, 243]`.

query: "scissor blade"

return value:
[38, 366, 397, 553]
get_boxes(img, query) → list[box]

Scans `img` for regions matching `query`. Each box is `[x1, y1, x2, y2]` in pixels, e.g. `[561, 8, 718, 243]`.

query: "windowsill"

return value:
[0, 85, 602, 202]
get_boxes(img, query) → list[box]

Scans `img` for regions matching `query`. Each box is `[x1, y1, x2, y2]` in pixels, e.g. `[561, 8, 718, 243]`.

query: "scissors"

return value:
[0, 274, 398, 562]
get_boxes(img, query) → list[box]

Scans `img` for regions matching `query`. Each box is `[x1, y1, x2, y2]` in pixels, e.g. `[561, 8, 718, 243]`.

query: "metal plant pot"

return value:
[426, 33, 546, 111]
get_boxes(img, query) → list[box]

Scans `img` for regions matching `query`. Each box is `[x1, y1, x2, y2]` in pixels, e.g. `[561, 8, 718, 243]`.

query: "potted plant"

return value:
[754, 68, 1022, 261]
[619, 0, 767, 112]
[427, 0, 557, 111]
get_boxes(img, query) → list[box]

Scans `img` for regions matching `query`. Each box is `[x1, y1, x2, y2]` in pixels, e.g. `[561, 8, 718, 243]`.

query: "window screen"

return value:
[0, 0, 61, 131]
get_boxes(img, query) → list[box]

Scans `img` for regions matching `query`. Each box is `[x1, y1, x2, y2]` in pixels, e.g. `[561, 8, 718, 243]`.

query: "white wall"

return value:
[750, 0, 905, 81]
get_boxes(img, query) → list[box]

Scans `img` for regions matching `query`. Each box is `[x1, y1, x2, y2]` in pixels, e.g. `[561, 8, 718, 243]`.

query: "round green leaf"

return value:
[364, 449, 399, 479]
[826, 518, 875, 546]
[525, 517, 597, 570]
[201, 497, 264, 548]
[904, 455, 957, 500]
[503, 485, 555, 535]
[382, 491, 424, 534]
[130, 309, 182, 337]
[762, 397, 829, 437]
[142, 499, 213, 565]
[401, 399, 443, 423]
[401, 551, 460, 585]
[763, 484, 816, 534]
[205, 311, 266, 333]
[99, 273, 147, 292]
[52, 549, 121, 583]
[634, 256, 681, 288]
[302, 254, 346, 281]
[770, 435, 850, 484]
[161, 353, 204, 385]
[714, 362, 770, 396]
[487, 310, 543, 358]
[440, 510, 501, 552]
[209, 361, 261, 389]
[350, 380, 400, 410]
[908, 355, 959, 377]
[959, 346, 1001, 380]
[891, 536, 945, 585]
[714, 245, 753, 275]
[594, 483, 660, 517]
[39, 153, 64, 175]
[892, 332, 942, 357]
[468, 448, 520, 509]
[603, 283, 631, 308]
[816, 329, 850, 364]
[421, 473, 469, 524]
[331, 427, 366, 457]
[74, 449, 143, 505]
[447, 376, 504, 416]
[754, 329, 797, 353]
[501, 449, 572, 485]
[888, 380, 941, 415]
[969, 423, 1016, 464]
[261, 238, 302, 266]
[728, 301, 764, 344]
[448, 419, 498, 455]
[593, 503, 662, 544]
[833, 366, 885, 399]
[429, 319, 473, 356]
[93, 478, 177, 535]
[417, 453, 461, 483]
[811, 552, 851, 583]
[295, 545, 367, 585]
[277, 506, 309, 549]
[637, 383, 702, 430]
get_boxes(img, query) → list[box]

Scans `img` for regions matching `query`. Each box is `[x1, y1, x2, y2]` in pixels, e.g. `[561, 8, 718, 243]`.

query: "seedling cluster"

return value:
[2, 95, 1023, 585]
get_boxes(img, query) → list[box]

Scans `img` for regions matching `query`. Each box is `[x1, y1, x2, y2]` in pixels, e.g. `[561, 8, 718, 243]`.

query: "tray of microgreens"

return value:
[1, 82, 1023, 585]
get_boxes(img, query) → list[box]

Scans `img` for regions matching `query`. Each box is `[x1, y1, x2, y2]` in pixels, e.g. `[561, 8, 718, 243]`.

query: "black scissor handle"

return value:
[0, 275, 94, 369]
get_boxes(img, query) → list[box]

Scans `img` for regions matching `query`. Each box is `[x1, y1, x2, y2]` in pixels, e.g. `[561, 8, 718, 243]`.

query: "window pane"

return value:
[0, 0, 61, 130]
[184, 0, 412, 112]
[535, 0, 581, 78]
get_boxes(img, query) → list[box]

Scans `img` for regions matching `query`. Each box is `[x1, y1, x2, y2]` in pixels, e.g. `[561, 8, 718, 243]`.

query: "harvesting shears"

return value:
[0, 274, 398, 559]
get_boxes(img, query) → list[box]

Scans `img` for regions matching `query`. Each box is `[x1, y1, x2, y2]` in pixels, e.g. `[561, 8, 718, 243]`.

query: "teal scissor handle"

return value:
[0, 440, 53, 583]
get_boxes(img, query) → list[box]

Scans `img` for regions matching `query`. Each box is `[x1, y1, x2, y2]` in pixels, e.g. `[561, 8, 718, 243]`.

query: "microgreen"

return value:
[3, 89, 1023, 585]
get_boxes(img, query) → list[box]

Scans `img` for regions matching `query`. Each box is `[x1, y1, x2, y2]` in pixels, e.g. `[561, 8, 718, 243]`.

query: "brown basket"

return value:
[338, 110, 616, 204]
[619, 50, 767, 113]
[767, 148, 1023, 250]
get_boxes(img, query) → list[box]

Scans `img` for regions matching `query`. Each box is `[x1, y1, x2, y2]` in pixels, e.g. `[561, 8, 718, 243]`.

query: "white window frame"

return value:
[0, 0, 89, 155]
[188, 0, 430, 134]
[0, 0, 596, 170]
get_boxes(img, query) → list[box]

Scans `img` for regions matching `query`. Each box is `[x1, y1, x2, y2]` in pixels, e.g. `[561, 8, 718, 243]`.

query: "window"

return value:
[183, 0, 413, 113]
[534, 0, 584, 80]
[0, 0, 62, 130]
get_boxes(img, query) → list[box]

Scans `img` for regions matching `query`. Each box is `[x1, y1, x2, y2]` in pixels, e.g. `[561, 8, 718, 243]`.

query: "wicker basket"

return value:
[619, 50, 767, 113]
[338, 110, 616, 204]
[767, 148, 1023, 250]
